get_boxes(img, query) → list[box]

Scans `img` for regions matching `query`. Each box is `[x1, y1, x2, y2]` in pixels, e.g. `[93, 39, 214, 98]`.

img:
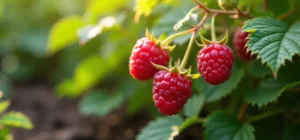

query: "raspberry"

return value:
[129, 37, 170, 80]
[197, 43, 234, 85]
[233, 27, 253, 60]
[152, 70, 192, 115]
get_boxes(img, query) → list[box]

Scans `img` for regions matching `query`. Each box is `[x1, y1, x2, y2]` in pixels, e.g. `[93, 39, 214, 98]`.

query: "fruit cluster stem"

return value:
[179, 13, 209, 69]
[211, 13, 218, 42]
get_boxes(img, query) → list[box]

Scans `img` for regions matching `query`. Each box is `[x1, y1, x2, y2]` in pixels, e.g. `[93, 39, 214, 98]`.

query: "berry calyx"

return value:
[197, 43, 234, 85]
[152, 70, 192, 115]
[233, 27, 254, 61]
[129, 30, 171, 81]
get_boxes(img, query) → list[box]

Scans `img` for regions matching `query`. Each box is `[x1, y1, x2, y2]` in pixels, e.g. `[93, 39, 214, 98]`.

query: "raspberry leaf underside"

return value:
[244, 17, 300, 75]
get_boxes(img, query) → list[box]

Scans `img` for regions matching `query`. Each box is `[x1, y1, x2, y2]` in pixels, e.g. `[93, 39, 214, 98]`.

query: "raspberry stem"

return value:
[211, 13, 218, 42]
[179, 32, 196, 70]
[161, 29, 194, 46]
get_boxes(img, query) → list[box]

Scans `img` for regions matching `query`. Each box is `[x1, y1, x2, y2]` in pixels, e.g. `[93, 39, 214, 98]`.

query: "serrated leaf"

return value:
[47, 16, 85, 54]
[0, 112, 33, 129]
[183, 94, 205, 117]
[244, 17, 300, 74]
[204, 112, 255, 140]
[283, 125, 300, 140]
[195, 64, 245, 103]
[0, 101, 10, 114]
[137, 116, 183, 140]
[245, 79, 300, 107]
[79, 90, 123, 116]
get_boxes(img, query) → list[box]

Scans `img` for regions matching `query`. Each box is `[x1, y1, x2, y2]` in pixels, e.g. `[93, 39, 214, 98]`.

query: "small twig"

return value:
[193, 0, 253, 18]
[263, 0, 268, 10]
[278, 8, 296, 20]
[237, 102, 248, 121]
[247, 108, 285, 123]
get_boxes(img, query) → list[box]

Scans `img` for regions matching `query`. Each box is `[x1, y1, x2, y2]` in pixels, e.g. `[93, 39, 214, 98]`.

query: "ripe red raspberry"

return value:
[129, 38, 170, 80]
[152, 70, 192, 115]
[233, 27, 253, 60]
[197, 43, 234, 85]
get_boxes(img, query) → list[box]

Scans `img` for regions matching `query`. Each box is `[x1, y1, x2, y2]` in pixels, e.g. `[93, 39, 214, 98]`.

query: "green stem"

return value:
[179, 32, 196, 69]
[161, 29, 194, 45]
[211, 13, 217, 42]
[247, 108, 285, 123]
[179, 117, 206, 132]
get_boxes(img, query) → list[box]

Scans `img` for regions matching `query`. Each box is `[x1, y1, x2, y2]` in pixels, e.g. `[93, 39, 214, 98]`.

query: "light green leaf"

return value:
[244, 17, 300, 74]
[283, 125, 300, 140]
[137, 116, 183, 140]
[204, 112, 255, 140]
[195, 64, 245, 103]
[86, 0, 128, 22]
[47, 16, 85, 54]
[56, 55, 110, 97]
[79, 90, 123, 116]
[179, 116, 202, 132]
[0, 112, 33, 129]
[183, 94, 205, 117]
[0, 101, 10, 114]
[0, 128, 12, 140]
[245, 79, 300, 107]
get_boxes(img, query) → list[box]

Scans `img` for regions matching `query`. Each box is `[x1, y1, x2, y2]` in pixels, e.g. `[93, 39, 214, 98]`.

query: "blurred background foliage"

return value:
[0, 0, 300, 139]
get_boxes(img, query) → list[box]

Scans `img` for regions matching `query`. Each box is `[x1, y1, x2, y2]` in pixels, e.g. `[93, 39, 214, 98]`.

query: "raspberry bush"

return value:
[40, 0, 300, 139]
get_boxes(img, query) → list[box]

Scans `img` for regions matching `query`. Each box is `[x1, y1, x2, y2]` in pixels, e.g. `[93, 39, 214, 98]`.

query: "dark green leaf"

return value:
[283, 125, 300, 140]
[204, 112, 255, 140]
[137, 116, 183, 140]
[183, 94, 205, 117]
[244, 17, 300, 74]
[195, 64, 245, 103]
[245, 79, 300, 107]
[79, 90, 123, 116]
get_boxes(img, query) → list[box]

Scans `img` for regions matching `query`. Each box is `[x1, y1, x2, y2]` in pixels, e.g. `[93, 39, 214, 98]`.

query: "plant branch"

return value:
[193, 0, 253, 18]
[179, 13, 209, 69]
[161, 29, 194, 45]
[278, 8, 296, 20]
[263, 0, 268, 10]
[247, 108, 285, 123]
[237, 102, 248, 121]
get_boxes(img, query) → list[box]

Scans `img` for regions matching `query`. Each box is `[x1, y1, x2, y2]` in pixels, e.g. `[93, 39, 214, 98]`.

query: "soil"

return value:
[8, 82, 202, 140]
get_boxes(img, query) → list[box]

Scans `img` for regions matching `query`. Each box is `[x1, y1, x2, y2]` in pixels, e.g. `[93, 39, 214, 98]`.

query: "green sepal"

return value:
[151, 62, 169, 71]
[162, 44, 176, 51]
[216, 31, 228, 45]
[195, 40, 205, 48]
[200, 33, 213, 45]
[181, 66, 201, 79]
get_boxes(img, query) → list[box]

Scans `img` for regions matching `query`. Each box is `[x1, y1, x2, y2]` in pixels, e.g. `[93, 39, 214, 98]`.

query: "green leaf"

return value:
[47, 16, 85, 54]
[137, 116, 183, 140]
[195, 64, 245, 103]
[204, 112, 255, 140]
[56, 55, 110, 97]
[128, 81, 153, 114]
[79, 90, 123, 116]
[183, 94, 205, 117]
[244, 17, 300, 74]
[0, 128, 12, 140]
[283, 125, 300, 140]
[86, 0, 128, 22]
[247, 60, 272, 78]
[0, 111, 33, 129]
[0, 101, 10, 114]
[245, 79, 300, 107]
